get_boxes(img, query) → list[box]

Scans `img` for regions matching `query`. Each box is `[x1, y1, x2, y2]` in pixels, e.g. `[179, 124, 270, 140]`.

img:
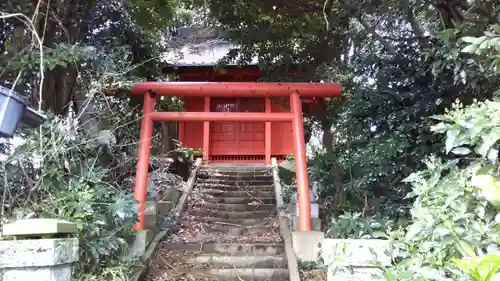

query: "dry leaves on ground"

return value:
[147, 249, 220, 281]
[301, 269, 327, 281]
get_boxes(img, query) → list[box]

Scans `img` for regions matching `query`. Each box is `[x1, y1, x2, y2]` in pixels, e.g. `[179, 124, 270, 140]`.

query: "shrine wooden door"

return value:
[210, 97, 265, 157]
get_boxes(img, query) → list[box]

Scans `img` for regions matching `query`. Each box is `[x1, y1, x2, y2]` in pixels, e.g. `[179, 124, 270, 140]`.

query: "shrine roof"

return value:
[162, 26, 257, 67]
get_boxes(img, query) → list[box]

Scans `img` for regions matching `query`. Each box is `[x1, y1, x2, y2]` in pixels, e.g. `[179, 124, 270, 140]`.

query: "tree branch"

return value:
[323, 0, 334, 31]
[401, 0, 431, 50]
[357, 15, 398, 55]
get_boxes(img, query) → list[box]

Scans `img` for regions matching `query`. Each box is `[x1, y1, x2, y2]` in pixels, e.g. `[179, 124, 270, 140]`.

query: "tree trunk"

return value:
[73, 81, 99, 137]
[159, 122, 177, 156]
[321, 120, 333, 152]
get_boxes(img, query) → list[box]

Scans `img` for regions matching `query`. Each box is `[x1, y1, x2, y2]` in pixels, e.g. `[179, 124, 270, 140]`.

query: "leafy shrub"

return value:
[381, 99, 500, 281]
[1, 116, 137, 277]
[327, 212, 400, 239]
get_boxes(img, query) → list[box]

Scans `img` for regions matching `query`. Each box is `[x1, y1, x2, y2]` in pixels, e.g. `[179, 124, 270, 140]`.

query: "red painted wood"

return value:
[130, 82, 341, 97]
[179, 96, 295, 162]
[265, 97, 272, 165]
[150, 111, 293, 121]
[180, 97, 204, 151]
[209, 98, 266, 156]
[211, 98, 238, 155]
[131, 65, 341, 232]
[290, 92, 311, 231]
[133, 93, 155, 230]
[203, 96, 210, 159]
[270, 98, 294, 156]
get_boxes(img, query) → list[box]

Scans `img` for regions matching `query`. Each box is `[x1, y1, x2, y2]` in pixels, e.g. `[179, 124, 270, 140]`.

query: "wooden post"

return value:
[134, 93, 155, 230]
[290, 92, 311, 231]
[265, 97, 272, 165]
[203, 96, 211, 160]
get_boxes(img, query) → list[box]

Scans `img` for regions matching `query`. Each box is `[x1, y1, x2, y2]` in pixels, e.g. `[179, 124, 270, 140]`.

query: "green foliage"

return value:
[130, 0, 176, 34]
[72, 263, 134, 281]
[190, 0, 499, 223]
[431, 100, 500, 159]
[380, 99, 500, 281]
[453, 252, 500, 281]
[327, 212, 399, 239]
[297, 259, 319, 270]
[172, 140, 204, 159]
[461, 27, 500, 71]
[0, 1, 187, 280]
[4, 43, 96, 72]
[2, 117, 137, 276]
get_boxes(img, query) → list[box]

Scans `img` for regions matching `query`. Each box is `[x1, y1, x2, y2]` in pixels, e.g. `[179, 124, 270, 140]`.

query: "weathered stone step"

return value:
[159, 268, 289, 281]
[202, 196, 276, 204]
[197, 172, 273, 181]
[196, 182, 274, 187]
[200, 165, 269, 171]
[199, 203, 276, 212]
[197, 179, 274, 186]
[196, 182, 274, 189]
[200, 189, 275, 198]
[199, 169, 271, 177]
[184, 254, 287, 268]
[193, 217, 274, 226]
[161, 243, 285, 256]
[202, 224, 276, 236]
[190, 210, 275, 220]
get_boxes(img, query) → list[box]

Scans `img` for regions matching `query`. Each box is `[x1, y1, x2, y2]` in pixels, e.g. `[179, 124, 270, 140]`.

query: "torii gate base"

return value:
[130, 82, 341, 232]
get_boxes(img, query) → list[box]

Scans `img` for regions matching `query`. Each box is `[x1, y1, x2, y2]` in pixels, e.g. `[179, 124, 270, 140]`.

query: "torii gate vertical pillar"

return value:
[265, 97, 272, 165]
[133, 93, 155, 230]
[290, 92, 311, 231]
[203, 96, 210, 160]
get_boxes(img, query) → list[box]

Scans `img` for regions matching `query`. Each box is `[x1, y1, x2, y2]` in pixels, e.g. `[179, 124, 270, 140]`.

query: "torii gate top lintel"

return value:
[131, 81, 341, 232]
[130, 81, 341, 97]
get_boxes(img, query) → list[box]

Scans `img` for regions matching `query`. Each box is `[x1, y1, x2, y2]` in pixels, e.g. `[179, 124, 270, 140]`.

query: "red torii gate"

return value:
[130, 82, 341, 231]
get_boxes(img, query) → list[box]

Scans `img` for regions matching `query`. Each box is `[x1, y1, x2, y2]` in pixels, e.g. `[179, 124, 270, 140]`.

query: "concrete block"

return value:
[157, 201, 174, 215]
[288, 203, 320, 218]
[163, 188, 181, 204]
[144, 201, 157, 230]
[292, 231, 324, 262]
[129, 229, 154, 259]
[291, 216, 322, 231]
[0, 238, 79, 281]
[2, 218, 77, 238]
[320, 238, 390, 281]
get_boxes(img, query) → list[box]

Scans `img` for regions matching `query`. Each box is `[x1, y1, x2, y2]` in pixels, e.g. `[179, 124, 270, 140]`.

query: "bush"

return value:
[381, 100, 500, 281]
[1, 116, 138, 279]
[326, 212, 401, 239]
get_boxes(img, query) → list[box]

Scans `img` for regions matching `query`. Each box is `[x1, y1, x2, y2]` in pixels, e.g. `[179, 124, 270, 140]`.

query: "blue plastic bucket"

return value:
[0, 86, 27, 138]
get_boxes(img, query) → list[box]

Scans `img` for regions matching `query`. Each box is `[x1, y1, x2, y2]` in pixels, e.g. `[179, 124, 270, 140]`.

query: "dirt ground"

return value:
[300, 269, 327, 281]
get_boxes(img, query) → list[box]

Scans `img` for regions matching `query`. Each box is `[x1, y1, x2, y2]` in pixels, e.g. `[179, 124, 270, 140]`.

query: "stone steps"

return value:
[184, 254, 287, 268]
[197, 173, 273, 180]
[151, 166, 288, 281]
[195, 183, 275, 190]
[198, 202, 276, 212]
[196, 179, 274, 186]
[201, 224, 277, 236]
[191, 217, 274, 226]
[161, 242, 285, 256]
[201, 188, 275, 197]
[158, 268, 289, 281]
[200, 196, 276, 204]
[198, 169, 272, 177]
[190, 210, 275, 220]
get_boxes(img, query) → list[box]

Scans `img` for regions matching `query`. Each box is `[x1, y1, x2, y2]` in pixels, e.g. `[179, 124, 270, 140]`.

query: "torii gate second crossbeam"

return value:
[129, 82, 341, 232]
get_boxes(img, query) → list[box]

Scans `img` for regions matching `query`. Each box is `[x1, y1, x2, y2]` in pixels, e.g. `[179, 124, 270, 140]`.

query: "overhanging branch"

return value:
[357, 15, 398, 55]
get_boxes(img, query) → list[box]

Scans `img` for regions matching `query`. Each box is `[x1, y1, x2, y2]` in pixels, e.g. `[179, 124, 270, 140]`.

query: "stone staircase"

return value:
[148, 165, 289, 281]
